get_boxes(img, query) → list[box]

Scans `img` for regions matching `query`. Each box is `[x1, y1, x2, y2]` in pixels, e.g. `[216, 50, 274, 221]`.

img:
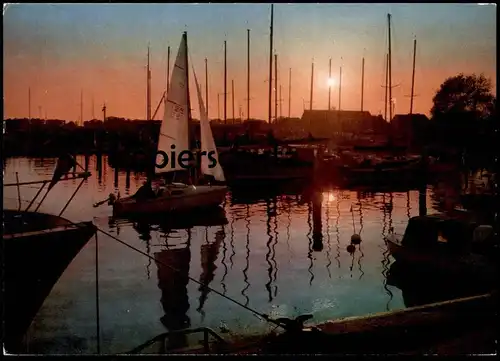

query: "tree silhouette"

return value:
[431, 73, 495, 120]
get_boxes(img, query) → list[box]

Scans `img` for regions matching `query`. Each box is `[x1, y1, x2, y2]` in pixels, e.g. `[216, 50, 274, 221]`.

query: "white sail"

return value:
[155, 32, 190, 174]
[192, 66, 225, 182]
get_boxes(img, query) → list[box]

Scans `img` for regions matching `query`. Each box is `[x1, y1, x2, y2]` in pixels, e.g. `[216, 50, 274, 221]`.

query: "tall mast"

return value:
[147, 44, 151, 121]
[184, 32, 192, 147]
[274, 53, 278, 122]
[309, 60, 314, 111]
[409, 37, 417, 115]
[361, 57, 365, 112]
[80, 89, 83, 126]
[167, 46, 171, 92]
[338, 60, 342, 111]
[232, 79, 235, 123]
[384, 53, 388, 122]
[224, 40, 227, 125]
[28, 87, 31, 120]
[247, 28, 250, 122]
[279, 84, 282, 119]
[288, 68, 291, 119]
[388, 13, 392, 122]
[268, 4, 274, 124]
[328, 58, 332, 110]
[217, 93, 220, 120]
[102, 103, 106, 122]
[205, 58, 209, 119]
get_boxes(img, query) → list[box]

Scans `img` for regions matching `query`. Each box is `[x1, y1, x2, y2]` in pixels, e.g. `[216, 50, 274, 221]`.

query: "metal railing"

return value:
[126, 327, 228, 354]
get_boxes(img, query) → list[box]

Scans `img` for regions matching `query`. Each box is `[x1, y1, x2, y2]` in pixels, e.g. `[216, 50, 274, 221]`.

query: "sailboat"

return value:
[111, 32, 227, 216]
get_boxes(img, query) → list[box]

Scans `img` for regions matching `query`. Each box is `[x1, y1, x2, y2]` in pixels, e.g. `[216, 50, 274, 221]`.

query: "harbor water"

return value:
[3, 155, 468, 354]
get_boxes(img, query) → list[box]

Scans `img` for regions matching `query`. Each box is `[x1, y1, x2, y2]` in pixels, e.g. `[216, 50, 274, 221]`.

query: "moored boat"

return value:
[3, 210, 97, 352]
[3, 160, 96, 353]
[384, 214, 497, 284]
[110, 32, 227, 217]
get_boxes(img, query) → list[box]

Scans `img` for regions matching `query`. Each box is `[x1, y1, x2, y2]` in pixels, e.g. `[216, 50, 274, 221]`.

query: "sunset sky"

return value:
[3, 3, 496, 123]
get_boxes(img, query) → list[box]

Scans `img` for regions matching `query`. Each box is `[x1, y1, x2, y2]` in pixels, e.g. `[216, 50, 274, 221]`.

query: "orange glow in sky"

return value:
[3, 4, 496, 122]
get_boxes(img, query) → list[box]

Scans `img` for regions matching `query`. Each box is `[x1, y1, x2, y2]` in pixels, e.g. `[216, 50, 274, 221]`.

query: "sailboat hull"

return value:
[113, 185, 227, 216]
[3, 210, 96, 353]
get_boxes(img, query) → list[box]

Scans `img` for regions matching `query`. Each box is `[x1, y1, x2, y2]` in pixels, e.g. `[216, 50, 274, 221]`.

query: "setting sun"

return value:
[327, 77, 336, 87]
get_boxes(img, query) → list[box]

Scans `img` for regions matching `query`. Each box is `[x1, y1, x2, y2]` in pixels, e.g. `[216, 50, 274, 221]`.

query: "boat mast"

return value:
[167, 46, 171, 92]
[288, 68, 291, 119]
[80, 89, 83, 126]
[388, 13, 392, 122]
[268, 4, 274, 124]
[309, 60, 314, 111]
[224, 40, 227, 125]
[28, 87, 31, 121]
[361, 56, 365, 112]
[147, 44, 151, 121]
[184, 32, 192, 132]
[205, 57, 209, 119]
[384, 53, 388, 122]
[232, 79, 235, 123]
[338, 60, 342, 111]
[274, 53, 278, 121]
[409, 37, 417, 115]
[328, 58, 332, 110]
[247, 28, 250, 122]
[102, 103, 106, 122]
[279, 84, 282, 119]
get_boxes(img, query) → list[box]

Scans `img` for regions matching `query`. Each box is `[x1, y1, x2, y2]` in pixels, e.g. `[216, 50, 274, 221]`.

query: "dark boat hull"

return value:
[3, 210, 97, 353]
[384, 235, 496, 287]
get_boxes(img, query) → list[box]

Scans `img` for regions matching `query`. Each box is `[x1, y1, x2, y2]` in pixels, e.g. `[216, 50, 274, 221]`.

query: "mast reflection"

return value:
[272, 198, 279, 298]
[357, 194, 365, 280]
[133, 220, 153, 280]
[381, 192, 394, 311]
[325, 195, 332, 278]
[154, 229, 191, 350]
[312, 191, 323, 252]
[96, 154, 103, 185]
[265, 197, 277, 301]
[241, 204, 251, 306]
[125, 168, 131, 195]
[197, 226, 224, 318]
[306, 201, 315, 286]
[335, 190, 341, 272]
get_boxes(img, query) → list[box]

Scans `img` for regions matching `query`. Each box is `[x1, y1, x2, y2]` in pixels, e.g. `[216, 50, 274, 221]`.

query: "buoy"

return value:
[346, 244, 356, 254]
[351, 234, 362, 245]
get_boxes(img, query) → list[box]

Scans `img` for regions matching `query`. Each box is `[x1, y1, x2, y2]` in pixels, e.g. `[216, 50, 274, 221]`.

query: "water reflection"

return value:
[312, 191, 323, 252]
[306, 202, 314, 286]
[380, 192, 395, 311]
[265, 198, 277, 301]
[6, 155, 489, 354]
[197, 226, 224, 319]
[241, 205, 251, 306]
[154, 230, 191, 350]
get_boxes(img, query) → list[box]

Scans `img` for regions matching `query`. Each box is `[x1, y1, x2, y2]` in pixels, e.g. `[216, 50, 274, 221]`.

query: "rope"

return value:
[84, 221, 280, 328]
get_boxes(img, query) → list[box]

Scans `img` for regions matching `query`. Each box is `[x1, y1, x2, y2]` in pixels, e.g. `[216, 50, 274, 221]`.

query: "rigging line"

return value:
[82, 223, 281, 327]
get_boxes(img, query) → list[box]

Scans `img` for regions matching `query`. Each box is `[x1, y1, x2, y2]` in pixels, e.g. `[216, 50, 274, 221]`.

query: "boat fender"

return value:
[347, 244, 356, 254]
[351, 234, 362, 245]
